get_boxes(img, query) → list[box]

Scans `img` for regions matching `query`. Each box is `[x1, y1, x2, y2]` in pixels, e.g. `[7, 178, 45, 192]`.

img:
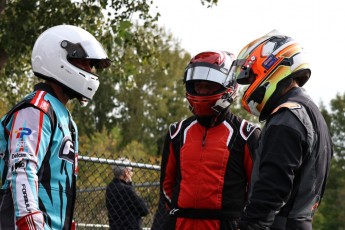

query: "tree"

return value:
[0, 0, 219, 150]
[73, 24, 191, 154]
[313, 93, 345, 229]
[0, 0, 218, 105]
[0, 0, 159, 109]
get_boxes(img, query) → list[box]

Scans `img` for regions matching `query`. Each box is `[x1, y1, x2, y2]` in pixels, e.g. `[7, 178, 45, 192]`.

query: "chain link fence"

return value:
[75, 154, 165, 229]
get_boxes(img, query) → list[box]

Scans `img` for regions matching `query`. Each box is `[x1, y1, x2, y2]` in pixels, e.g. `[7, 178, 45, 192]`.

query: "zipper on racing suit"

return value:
[202, 128, 208, 148]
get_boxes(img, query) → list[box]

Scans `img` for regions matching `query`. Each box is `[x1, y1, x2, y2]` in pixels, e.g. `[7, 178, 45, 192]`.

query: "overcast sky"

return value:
[154, 0, 345, 107]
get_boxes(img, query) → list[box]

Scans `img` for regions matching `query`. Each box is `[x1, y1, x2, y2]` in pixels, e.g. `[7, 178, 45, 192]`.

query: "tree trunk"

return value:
[0, 0, 7, 69]
[0, 0, 6, 14]
[0, 49, 8, 70]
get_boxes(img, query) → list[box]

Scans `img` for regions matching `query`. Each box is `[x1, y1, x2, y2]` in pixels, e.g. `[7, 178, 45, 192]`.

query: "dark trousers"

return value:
[0, 189, 15, 230]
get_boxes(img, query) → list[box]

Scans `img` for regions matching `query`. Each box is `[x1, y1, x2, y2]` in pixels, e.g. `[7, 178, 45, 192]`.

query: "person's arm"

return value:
[127, 186, 149, 216]
[240, 112, 306, 229]
[244, 128, 261, 186]
[105, 182, 116, 213]
[151, 131, 175, 229]
[7, 107, 52, 229]
[162, 136, 177, 210]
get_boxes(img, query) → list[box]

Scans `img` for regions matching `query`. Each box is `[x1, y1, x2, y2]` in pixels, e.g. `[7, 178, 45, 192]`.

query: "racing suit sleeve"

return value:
[244, 128, 260, 185]
[162, 133, 177, 209]
[151, 131, 174, 230]
[240, 112, 306, 229]
[7, 107, 52, 229]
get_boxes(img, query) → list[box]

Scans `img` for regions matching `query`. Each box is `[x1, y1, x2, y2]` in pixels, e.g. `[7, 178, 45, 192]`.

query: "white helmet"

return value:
[31, 25, 111, 102]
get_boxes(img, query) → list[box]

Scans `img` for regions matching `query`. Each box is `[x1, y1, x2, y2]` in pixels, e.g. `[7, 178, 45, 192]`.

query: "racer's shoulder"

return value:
[168, 116, 195, 138]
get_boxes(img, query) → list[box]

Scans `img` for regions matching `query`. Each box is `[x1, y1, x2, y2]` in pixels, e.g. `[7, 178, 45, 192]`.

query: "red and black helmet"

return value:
[184, 51, 238, 117]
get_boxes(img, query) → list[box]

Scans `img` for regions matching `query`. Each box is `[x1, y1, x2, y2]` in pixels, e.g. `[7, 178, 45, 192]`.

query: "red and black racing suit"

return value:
[161, 111, 260, 230]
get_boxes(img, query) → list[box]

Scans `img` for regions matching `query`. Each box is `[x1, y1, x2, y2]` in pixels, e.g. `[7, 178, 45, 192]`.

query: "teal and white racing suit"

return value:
[0, 83, 78, 230]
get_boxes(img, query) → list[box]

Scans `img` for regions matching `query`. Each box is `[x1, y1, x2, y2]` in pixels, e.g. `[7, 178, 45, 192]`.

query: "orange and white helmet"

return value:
[184, 51, 238, 117]
[230, 30, 311, 121]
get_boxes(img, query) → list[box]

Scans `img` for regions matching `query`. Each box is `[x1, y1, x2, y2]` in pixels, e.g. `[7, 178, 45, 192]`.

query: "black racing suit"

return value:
[240, 87, 333, 230]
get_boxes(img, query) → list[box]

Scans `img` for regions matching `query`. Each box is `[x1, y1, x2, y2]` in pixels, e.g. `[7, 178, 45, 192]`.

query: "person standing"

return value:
[105, 158, 149, 230]
[0, 25, 110, 229]
[160, 51, 260, 230]
[230, 30, 333, 230]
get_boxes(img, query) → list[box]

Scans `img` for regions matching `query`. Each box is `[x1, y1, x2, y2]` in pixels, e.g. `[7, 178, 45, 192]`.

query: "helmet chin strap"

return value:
[196, 93, 235, 127]
[248, 100, 260, 117]
[78, 97, 89, 106]
[62, 86, 89, 105]
[197, 108, 229, 127]
[212, 92, 235, 114]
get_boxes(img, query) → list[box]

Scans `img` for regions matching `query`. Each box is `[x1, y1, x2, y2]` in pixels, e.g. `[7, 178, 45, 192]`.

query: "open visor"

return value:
[184, 63, 234, 87]
[230, 58, 256, 85]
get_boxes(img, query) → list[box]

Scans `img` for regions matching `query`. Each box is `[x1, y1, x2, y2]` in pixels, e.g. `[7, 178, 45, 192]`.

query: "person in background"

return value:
[0, 25, 110, 229]
[230, 30, 333, 230]
[106, 157, 149, 230]
[158, 51, 260, 230]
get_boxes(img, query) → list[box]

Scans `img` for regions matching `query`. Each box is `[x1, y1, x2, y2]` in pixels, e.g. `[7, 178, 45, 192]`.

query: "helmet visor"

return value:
[230, 58, 256, 85]
[62, 39, 111, 68]
[80, 40, 111, 68]
[185, 63, 234, 87]
[80, 40, 108, 59]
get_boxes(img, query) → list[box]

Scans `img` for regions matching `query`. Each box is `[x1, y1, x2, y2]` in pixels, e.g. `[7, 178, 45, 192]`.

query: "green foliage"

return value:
[200, 0, 218, 7]
[0, 0, 220, 157]
[73, 24, 191, 155]
[329, 93, 345, 162]
[313, 159, 345, 229]
[231, 87, 262, 127]
[0, 0, 170, 156]
[0, 0, 98, 104]
[0, 0, 157, 105]
[1, 0, 345, 226]
[78, 127, 121, 157]
[313, 93, 345, 229]
[113, 30, 191, 154]
[0, 98, 9, 117]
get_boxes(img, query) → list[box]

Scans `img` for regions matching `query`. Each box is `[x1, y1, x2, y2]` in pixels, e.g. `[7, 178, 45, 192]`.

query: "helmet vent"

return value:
[61, 40, 87, 59]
